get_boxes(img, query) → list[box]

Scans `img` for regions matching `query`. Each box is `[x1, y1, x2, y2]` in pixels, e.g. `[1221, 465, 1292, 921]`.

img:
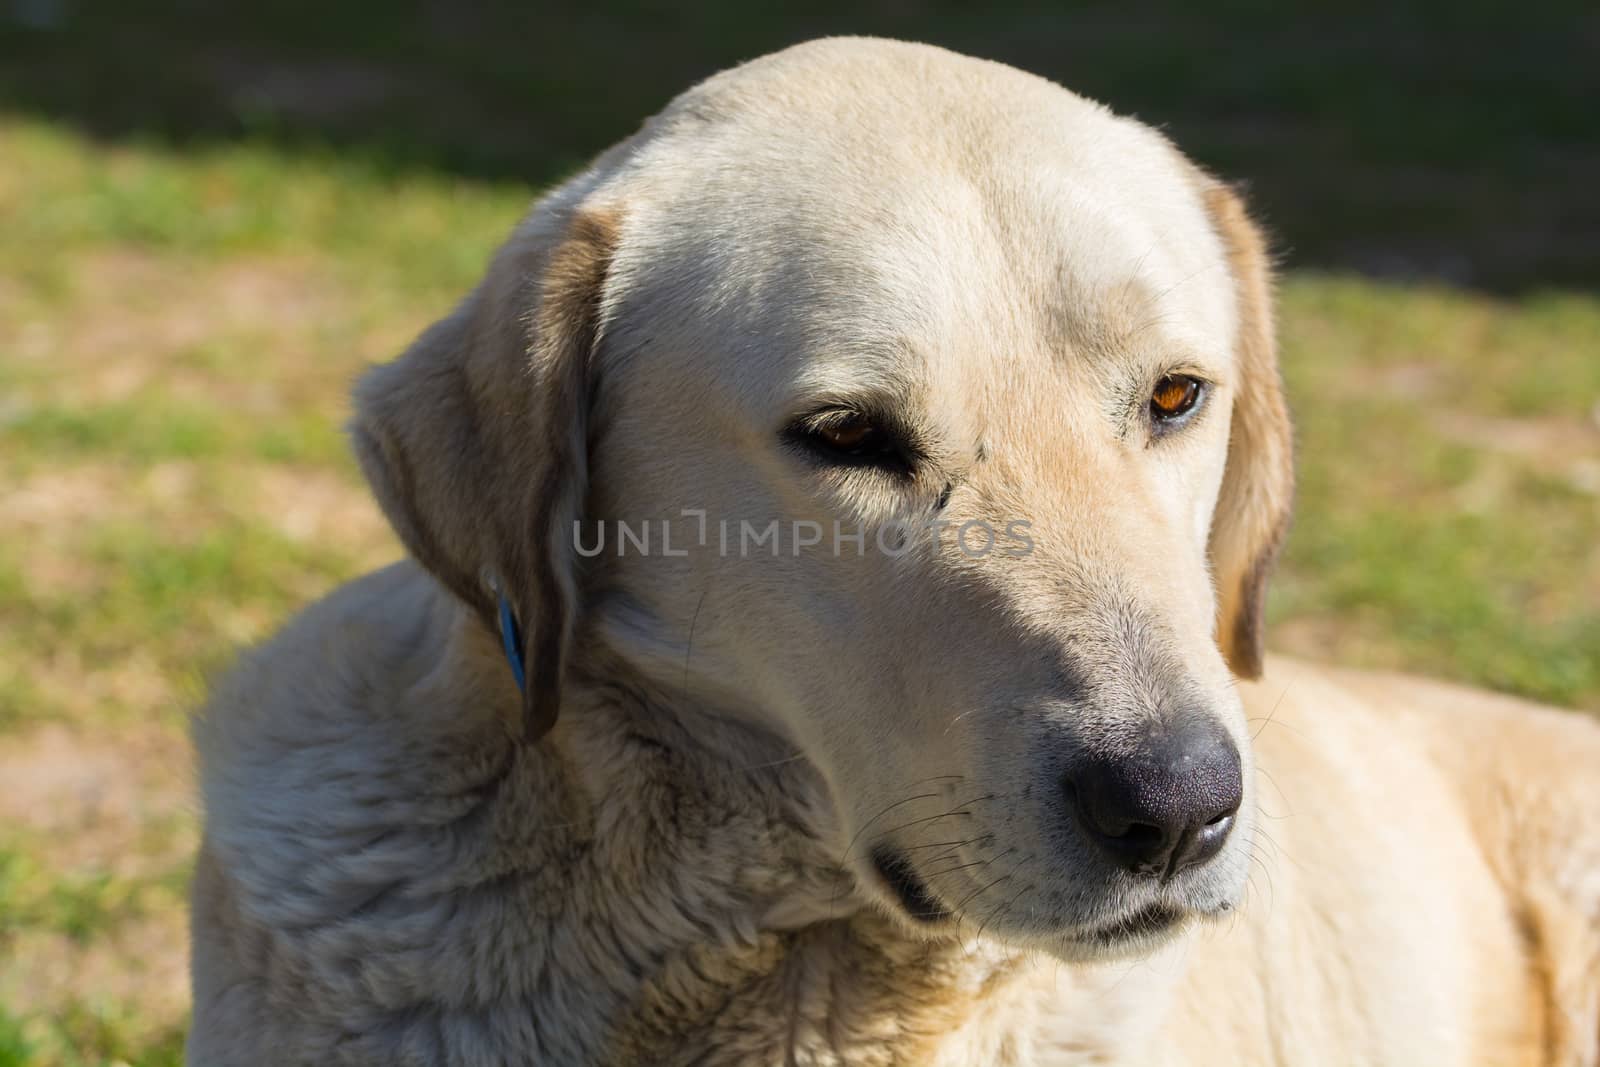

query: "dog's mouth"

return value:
[1066, 902, 1188, 947]
[870, 846, 950, 924]
[869, 848, 1199, 949]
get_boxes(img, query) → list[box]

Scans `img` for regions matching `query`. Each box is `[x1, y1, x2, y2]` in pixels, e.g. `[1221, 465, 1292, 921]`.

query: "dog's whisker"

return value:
[921, 844, 1004, 876]
[1248, 681, 1293, 741]
[1248, 825, 1282, 858]
[730, 751, 808, 774]
[919, 841, 972, 867]
[1249, 825, 1300, 876]
[837, 791, 949, 863]
[1253, 768, 1294, 819]
[832, 789, 945, 914]
[866, 808, 977, 848]
[897, 838, 981, 852]
[951, 871, 1013, 917]
[1246, 850, 1276, 920]
[828, 779, 971, 914]
[920, 857, 993, 878]
[859, 792, 998, 855]
[975, 881, 1031, 943]
[681, 587, 708, 693]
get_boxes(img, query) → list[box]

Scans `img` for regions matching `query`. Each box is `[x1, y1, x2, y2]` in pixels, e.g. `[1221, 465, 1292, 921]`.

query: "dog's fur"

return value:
[188, 38, 1600, 1065]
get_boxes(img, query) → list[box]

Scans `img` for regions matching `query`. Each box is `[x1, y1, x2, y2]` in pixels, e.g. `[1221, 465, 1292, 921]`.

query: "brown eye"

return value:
[1149, 374, 1204, 424]
[785, 409, 915, 476]
[817, 413, 877, 451]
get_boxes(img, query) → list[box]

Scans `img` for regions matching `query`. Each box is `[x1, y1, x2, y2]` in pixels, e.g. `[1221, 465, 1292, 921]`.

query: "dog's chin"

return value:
[1045, 902, 1199, 962]
[988, 900, 1224, 965]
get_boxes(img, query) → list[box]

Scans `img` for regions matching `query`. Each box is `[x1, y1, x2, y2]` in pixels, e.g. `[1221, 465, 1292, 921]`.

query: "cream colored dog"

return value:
[188, 38, 1600, 1066]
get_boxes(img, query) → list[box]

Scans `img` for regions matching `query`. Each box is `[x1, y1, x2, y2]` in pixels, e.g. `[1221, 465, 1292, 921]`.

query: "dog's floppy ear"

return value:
[1201, 182, 1294, 679]
[351, 203, 620, 739]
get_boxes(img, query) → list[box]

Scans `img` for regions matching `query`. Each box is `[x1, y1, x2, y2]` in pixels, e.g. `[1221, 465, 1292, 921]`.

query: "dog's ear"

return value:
[1201, 182, 1294, 679]
[351, 204, 620, 739]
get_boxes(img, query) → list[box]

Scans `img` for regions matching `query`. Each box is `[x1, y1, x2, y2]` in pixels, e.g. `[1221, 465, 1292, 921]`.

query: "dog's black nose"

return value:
[1066, 717, 1243, 879]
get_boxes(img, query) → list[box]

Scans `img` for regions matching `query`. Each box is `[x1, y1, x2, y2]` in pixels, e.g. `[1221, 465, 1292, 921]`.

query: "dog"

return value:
[188, 38, 1600, 1065]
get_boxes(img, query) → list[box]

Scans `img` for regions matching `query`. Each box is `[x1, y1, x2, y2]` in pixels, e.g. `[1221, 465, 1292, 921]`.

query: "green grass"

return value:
[1265, 273, 1600, 701]
[0, 12, 1595, 1062]
[1269, 274, 1600, 704]
[0, 1002, 185, 1067]
[0, 846, 183, 946]
[1, 397, 348, 466]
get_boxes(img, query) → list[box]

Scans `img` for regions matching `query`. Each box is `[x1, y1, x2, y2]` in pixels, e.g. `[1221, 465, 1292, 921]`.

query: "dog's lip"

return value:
[870, 845, 950, 924]
[1066, 901, 1188, 946]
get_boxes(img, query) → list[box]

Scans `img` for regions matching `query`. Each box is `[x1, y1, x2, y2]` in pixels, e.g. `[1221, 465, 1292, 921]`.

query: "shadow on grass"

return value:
[2, 0, 1597, 291]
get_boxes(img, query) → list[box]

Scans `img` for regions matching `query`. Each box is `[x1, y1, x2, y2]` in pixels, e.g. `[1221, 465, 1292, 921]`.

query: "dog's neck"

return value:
[505, 671, 1049, 1064]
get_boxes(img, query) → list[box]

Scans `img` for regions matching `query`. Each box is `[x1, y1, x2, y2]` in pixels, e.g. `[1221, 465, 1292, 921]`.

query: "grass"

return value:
[0, 8, 1595, 1063]
[1272, 277, 1600, 704]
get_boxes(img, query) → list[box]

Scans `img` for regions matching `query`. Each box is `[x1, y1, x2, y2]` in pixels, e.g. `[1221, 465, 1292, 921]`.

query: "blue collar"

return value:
[497, 594, 526, 691]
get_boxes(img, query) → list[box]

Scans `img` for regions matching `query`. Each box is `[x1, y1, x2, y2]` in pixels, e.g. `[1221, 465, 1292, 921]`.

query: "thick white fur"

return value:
[189, 38, 1600, 1065]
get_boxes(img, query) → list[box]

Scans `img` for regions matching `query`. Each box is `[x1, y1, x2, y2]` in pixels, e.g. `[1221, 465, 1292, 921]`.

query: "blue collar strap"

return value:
[497, 594, 527, 691]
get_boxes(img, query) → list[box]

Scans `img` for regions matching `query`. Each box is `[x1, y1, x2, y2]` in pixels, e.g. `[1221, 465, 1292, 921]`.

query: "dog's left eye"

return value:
[1149, 374, 1205, 428]
[785, 410, 914, 476]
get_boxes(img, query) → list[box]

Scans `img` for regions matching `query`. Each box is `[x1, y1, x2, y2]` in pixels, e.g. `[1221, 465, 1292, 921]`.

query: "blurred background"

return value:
[0, 2, 1596, 1063]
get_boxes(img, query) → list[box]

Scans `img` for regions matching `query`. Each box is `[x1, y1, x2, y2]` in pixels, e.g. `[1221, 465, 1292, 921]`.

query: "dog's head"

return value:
[352, 39, 1292, 961]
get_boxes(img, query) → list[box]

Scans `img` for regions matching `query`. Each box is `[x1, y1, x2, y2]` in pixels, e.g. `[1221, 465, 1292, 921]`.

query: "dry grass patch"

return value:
[0, 722, 192, 1066]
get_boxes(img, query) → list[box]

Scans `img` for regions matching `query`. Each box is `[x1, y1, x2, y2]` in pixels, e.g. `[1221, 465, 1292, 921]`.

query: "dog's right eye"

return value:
[784, 410, 915, 476]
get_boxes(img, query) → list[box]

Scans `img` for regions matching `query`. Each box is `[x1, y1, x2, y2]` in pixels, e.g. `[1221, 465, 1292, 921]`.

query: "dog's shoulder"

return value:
[195, 558, 511, 772]
[198, 560, 449, 733]
[193, 557, 521, 895]
[189, 562, 543, 1061]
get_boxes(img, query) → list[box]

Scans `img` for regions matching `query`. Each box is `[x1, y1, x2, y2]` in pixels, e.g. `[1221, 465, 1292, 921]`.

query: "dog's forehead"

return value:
[604, 39, 1236, 399]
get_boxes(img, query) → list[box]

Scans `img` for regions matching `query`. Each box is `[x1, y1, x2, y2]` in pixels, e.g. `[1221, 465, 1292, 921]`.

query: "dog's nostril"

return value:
[1112, 822, 1164, 846]
[1204, 809, 1233, 828]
